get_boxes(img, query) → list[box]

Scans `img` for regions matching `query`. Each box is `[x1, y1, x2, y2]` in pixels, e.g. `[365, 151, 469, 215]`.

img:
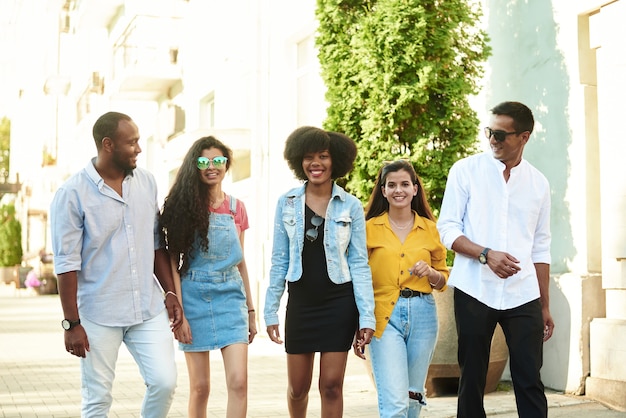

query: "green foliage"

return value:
[316, 0, 490, 214]
[42, 145, 57, 166]
[0, 117, 10, 179]
[0, 202, 23, 266]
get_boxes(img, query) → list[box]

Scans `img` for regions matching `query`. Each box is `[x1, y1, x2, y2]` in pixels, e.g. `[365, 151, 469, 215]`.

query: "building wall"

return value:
[584, 0, 626, 409]
[477, 0, 589, 392]
[478, 0, 625, 406]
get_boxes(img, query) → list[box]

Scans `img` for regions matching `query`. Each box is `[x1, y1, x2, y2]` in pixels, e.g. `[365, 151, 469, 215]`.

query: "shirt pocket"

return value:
[282, 214, 297, 240]
[333, 216, 353, 251]
[83, 202, 124, 241]
[205, 224, 232, 261]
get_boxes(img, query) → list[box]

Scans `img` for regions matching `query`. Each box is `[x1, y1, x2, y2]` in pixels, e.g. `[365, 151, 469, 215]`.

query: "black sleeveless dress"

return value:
[285, 205, 359, 354]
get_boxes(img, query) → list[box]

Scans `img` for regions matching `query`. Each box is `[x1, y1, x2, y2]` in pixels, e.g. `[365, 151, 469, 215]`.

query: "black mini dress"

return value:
[285, 205, 359, 354]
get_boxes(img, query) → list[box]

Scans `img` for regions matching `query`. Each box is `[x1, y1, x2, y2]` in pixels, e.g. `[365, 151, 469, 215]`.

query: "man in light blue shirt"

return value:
[50, 111, 182, 417]
[437, 102, 554, 418]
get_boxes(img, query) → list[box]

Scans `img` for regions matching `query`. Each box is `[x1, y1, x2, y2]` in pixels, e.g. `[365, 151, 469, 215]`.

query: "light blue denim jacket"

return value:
[263, 182, 376, 331]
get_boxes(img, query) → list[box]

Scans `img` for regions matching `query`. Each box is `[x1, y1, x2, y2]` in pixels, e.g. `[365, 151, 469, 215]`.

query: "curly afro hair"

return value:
[283, 126, 357, 181]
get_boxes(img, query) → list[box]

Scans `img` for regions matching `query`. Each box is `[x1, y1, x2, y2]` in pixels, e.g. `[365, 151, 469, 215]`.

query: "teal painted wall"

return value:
[484, 0, 574, 275]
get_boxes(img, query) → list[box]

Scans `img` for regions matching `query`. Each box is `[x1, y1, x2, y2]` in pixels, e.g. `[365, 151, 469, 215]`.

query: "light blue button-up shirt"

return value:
[50, 158, 164, 327]
[264, 182, 376, 331]
[437, 152, 551, 310]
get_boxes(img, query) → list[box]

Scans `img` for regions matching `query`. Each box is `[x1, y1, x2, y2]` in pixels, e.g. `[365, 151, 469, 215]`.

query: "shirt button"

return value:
[385, 317, 389, 320]
[400, 253, 405, 257]
[400, 270, 404, 275]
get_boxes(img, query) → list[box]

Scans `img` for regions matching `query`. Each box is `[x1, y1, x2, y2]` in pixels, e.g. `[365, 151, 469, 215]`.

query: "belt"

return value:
[400, 288, 425, 298]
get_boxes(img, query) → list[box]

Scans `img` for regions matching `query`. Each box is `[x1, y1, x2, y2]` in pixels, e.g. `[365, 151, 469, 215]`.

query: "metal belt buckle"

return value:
[400, 288, 415, 298]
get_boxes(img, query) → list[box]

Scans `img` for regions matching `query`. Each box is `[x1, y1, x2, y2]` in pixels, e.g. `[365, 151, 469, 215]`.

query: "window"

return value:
[200, 92, 215, 129]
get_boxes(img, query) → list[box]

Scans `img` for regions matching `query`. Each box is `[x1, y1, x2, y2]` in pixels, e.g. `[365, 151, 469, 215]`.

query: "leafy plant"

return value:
[0, 117, 10, 179]
[316, 0, 491, 214]
[0, 202, 23, 267]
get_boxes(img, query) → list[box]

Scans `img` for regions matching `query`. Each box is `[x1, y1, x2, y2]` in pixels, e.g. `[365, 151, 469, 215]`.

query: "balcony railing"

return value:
[110, 15, 183, 99]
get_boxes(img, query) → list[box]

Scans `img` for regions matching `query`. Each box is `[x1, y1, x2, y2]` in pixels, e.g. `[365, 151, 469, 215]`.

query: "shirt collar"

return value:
[372, 211, 427, 230]
[489, 152, 528, 172]
[287, 181, 347, 202]
[86, 157, 134, 188]
[85, 157, 104, 187]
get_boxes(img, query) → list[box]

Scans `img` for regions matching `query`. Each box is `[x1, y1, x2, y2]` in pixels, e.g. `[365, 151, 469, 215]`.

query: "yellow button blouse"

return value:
[366, 212, 450, 338]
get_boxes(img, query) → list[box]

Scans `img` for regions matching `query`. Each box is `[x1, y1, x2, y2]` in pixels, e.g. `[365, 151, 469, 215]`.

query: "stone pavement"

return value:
[1, 284, 623, 418]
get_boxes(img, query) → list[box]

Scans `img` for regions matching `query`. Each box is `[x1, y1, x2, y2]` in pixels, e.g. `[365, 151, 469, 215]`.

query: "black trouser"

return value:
[454, 288, 547, 418]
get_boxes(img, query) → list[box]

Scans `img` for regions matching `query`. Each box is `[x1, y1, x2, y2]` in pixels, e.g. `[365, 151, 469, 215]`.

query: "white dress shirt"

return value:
[437, 152, 551, 310]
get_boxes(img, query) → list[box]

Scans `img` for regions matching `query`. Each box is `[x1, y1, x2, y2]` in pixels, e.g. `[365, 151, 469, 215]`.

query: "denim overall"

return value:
[179, 196, 248, 351]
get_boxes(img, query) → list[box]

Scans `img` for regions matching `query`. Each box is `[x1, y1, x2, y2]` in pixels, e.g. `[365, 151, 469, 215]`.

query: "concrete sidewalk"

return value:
[1, 284, 623, 417]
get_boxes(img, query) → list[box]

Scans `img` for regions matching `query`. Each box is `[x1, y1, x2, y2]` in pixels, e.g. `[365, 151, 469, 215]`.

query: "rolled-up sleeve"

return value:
[50, 186, 84, 275]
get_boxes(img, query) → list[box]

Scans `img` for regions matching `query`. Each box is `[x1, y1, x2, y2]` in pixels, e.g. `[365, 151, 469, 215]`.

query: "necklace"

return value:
[388, 216, 413, 230]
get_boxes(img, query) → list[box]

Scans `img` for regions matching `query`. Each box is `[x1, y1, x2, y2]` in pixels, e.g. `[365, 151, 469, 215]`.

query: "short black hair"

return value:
[283, 126, 357, 181]
[92, 111, 132, 149]
[490, 101, 534, 134]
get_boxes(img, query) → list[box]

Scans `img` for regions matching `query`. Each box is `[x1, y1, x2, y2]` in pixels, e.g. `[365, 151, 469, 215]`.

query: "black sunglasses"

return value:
[484, 127, 523, 142]
[305, 215, 324, 242]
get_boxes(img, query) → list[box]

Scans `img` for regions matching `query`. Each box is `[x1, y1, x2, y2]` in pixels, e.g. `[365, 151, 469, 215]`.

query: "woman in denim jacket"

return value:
[263, 126, 376, 417]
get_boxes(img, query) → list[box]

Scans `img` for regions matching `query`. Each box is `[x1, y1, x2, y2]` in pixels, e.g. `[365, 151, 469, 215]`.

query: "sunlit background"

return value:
[1, 0, 626, 409]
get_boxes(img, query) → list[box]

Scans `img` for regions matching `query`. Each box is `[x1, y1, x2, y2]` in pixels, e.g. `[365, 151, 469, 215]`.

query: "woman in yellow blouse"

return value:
[362, 160, 449, 417]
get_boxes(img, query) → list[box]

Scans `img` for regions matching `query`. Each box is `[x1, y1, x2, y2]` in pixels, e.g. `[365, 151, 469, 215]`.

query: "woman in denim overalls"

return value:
[160, 136, 256, 418]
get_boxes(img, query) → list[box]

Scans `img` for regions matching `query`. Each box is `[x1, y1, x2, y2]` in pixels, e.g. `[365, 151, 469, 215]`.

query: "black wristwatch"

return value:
[61, 319, 81, 331]
[478, 248, 491, 265]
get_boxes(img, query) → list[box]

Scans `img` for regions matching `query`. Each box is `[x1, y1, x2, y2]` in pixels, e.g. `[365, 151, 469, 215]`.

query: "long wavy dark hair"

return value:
[365, 160, 435, 222]
[160, 136, 233, 274]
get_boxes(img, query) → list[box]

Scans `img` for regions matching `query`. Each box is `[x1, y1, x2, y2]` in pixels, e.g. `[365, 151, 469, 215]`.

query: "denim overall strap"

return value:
[186, 199, 243, 272]
[229, 194, 237, 215]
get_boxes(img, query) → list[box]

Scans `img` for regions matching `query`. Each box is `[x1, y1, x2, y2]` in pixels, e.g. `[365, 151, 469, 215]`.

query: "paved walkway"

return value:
[1, 284, 623, 417]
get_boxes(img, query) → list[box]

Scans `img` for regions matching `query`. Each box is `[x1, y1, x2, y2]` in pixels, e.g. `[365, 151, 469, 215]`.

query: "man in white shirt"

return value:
[437, 101, 555, 418]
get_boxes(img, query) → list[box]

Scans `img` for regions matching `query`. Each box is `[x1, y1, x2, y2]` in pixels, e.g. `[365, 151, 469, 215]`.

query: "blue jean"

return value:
[80, 310, 177, 417]
[370, 293, 438, 418]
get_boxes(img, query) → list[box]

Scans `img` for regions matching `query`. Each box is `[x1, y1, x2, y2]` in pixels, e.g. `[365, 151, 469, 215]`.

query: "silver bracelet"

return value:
[429, 274, 443, 288]
[165, 290, 177, 298]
